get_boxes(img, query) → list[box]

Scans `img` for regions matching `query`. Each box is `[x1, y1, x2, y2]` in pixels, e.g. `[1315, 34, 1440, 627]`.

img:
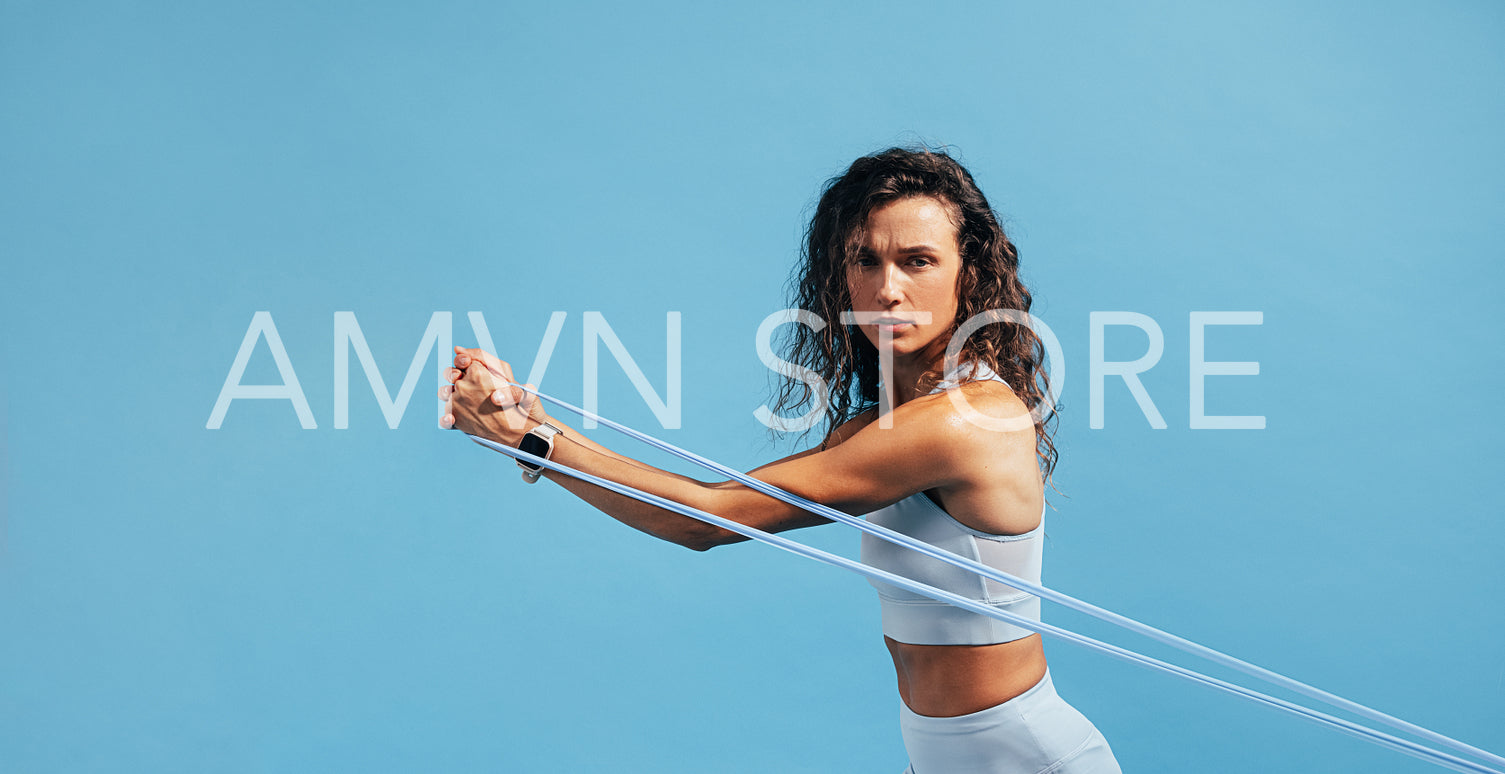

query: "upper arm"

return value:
[707, 386, 1037, 533]
[746, 408, 879, 475]
[696, 410, 879, 538]
[749, 400, 974, 515]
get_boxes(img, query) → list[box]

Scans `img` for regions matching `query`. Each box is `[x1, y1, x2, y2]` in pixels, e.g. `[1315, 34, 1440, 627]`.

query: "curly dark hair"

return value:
[770, 146, 1059, 480]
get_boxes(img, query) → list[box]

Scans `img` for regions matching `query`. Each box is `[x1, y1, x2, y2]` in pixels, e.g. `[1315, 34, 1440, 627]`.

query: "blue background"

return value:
[4, 1, 1503, 772]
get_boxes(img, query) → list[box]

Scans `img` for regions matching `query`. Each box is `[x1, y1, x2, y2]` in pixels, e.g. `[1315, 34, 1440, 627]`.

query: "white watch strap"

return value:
[517, 422, 562, 483]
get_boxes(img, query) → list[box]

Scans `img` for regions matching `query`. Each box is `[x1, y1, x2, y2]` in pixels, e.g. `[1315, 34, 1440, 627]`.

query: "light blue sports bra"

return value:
[858, 362, 1044, 646]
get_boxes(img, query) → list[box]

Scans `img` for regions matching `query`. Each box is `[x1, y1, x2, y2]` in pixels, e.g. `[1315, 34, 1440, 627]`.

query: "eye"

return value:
[908, 256, 932, 267]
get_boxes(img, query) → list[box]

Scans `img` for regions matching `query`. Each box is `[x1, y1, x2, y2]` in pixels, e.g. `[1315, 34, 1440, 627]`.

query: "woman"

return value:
[442, 148, 1121, 773]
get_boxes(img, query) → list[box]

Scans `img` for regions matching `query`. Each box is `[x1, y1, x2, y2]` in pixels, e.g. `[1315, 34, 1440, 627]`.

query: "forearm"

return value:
[447, 349, 790, 548]
[532, 421, 749, 551]
[542, 418, 704, 485]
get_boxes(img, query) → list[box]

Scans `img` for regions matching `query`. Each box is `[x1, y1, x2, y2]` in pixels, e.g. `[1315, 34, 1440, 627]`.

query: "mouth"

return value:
[870, 317, 918, 335]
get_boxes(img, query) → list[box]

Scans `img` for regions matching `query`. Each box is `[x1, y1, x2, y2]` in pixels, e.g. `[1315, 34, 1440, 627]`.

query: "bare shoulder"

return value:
[905, 379, 1035, 448]
[902, 380, 1044, 534]
[950, 379, 1033, 425]
[741, 389, 1037, 524]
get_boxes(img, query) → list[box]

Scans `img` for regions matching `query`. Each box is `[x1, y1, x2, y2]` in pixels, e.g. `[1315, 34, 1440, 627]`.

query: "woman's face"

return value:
[846, 195, 963, 360]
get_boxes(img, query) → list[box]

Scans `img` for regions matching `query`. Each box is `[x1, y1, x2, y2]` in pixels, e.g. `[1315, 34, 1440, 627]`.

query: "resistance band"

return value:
[451, 382, 1498, 767]
[495, 382, 1504, 771]
[467, 434, 1499, 774]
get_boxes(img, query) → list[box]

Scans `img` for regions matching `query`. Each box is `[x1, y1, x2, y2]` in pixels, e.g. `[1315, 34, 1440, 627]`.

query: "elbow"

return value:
[680, 532, 723, 553]
[679, 524, 742, 552]
[676, 486, 747, 552]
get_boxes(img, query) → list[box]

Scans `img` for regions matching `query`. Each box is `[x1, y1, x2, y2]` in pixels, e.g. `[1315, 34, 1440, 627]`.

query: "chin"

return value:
[863, 332, 937, 358]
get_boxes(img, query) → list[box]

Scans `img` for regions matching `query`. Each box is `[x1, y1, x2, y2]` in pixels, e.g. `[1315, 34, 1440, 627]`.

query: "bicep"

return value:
[746, 409, 879, 475]
[720, 404, 962, 523]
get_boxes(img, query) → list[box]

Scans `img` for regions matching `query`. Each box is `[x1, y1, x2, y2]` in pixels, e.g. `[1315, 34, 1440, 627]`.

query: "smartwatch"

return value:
[516, 422, 562, 483]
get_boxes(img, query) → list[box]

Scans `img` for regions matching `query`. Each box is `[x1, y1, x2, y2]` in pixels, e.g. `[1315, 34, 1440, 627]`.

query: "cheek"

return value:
[923, 277, 961, 317]
[941, 268, 965, 315]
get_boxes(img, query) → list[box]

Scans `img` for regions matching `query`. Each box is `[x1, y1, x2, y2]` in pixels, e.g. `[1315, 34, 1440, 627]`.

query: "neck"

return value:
[887, 339, 950, 407]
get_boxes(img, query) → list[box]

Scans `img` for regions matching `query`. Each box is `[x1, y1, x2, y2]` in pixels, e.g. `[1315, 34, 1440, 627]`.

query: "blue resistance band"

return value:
[466, 434, 1499, 774]
[461, 385, 1503, 773]
[496, 383, 1504, 770]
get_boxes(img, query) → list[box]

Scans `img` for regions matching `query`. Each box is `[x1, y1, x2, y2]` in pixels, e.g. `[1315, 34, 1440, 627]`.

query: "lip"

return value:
[872, 318, 916, 335]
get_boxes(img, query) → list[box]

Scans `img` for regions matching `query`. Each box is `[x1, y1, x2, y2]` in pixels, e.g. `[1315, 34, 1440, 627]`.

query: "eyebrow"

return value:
[857, 244, 942, 256]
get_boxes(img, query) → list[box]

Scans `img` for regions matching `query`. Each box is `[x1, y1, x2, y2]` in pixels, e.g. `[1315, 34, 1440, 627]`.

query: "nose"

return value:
[875, 263, 903, 305]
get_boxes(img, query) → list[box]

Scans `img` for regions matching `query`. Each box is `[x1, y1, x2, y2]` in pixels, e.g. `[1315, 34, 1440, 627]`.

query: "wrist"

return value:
[507, 411, 558, 449]
[516, 420, 564, 483]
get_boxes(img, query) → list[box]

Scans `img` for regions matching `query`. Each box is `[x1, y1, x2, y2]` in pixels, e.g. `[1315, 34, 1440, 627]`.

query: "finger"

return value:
[490, 388, 512, 408]
[472, 350, 515, 383]
[520, 384, 539, 414]
[457, 361, 493, 386]
[453, 348, 514, 387]
[438, 384, 455, 401]
[440, 413, 455, 429]
[444, 368, 462, 384]
[451, 348, 488, 376]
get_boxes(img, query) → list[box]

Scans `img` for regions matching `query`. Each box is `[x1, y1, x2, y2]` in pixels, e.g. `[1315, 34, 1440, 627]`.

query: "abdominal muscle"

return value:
[885, 633, 1048, 717]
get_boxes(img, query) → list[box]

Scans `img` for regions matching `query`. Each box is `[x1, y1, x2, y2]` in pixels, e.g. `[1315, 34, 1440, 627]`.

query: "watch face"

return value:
[517, 432, 550, 471]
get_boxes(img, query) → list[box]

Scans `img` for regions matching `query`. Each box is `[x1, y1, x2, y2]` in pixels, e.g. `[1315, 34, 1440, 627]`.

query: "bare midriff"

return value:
[885, 633, 1048, 717]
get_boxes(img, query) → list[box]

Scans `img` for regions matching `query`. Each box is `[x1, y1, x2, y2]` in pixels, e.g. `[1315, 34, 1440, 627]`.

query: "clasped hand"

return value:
[439, 346, 548, 446]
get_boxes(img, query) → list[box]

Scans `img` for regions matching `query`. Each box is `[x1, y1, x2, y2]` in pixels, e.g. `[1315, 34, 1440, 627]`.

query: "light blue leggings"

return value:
[900, 671, 1121, 774]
